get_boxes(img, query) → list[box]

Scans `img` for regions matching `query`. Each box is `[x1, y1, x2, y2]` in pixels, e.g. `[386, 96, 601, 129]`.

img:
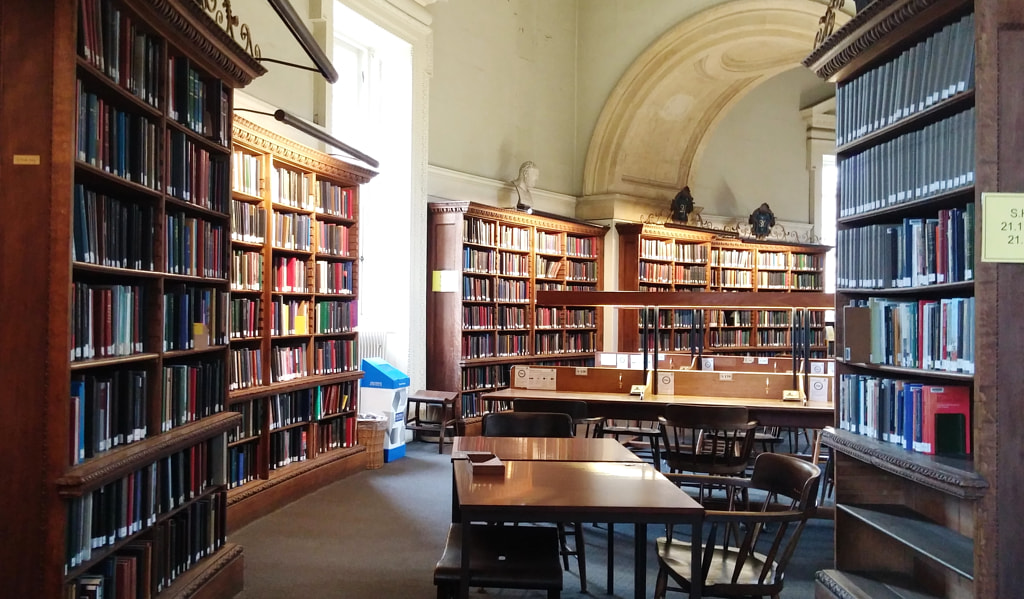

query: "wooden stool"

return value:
[406, 389, 459, 454]
[434, 523, 563, 599]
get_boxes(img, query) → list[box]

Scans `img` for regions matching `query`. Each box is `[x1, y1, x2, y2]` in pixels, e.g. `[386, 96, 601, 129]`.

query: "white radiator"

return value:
[359, 330, 388, 362]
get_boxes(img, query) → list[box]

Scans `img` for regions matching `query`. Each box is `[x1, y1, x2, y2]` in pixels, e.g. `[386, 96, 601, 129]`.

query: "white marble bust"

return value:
[511, 161, 538, 210]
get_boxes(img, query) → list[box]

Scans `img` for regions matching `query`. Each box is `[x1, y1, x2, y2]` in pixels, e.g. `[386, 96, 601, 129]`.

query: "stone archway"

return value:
[579, 0, 849, 219]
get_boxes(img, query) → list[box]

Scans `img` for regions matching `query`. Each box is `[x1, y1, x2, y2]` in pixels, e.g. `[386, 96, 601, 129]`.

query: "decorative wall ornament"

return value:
[193, 0, 262, 59]
[670, 186, 695, 223]
[813, 0, 846, 49]
[747, 203, 777, 239]
[510, 161, 538, 213]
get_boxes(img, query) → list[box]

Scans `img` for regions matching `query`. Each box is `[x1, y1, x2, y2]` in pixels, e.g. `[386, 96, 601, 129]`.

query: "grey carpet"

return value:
[233, 440, 831, 598]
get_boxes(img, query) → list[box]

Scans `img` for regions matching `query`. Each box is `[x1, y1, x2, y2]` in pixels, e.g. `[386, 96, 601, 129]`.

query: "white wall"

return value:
[427, 0, 578, 195]
[693, 66, 827, 223]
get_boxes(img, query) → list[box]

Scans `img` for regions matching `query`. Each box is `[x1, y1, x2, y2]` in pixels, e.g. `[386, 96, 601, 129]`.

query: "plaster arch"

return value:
[582, 0, 850, 211]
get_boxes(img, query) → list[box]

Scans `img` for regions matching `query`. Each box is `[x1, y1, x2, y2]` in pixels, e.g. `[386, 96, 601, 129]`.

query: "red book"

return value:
[920, 384, 971, 455]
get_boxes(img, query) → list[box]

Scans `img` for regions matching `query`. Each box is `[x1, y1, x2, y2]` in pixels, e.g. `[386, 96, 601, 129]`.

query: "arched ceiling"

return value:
[582, 0, 850, 203]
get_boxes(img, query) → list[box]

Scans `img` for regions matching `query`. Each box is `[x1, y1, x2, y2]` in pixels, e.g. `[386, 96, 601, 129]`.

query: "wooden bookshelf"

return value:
[426, 202, 608, 421]
[0, 0, 265, 597]
[801, 0, 1023, 596]
[615, 223, 830, 356]
[224, 115, 376, 531]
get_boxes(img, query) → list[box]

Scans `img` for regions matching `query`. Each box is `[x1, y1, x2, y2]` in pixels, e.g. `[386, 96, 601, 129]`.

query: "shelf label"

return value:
[982, 192, 1024, 262]
[431, 270, 459, 292]
[12, 154, 40, 165]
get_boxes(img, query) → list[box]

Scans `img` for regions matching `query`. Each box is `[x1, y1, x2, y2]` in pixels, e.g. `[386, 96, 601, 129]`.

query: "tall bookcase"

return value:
[224, 115, 376, 530]
[0, 1, 265, 598]
[615, 223, 830, 356]
[427, 202, 608, 419]
[803, 0, 1024, 596]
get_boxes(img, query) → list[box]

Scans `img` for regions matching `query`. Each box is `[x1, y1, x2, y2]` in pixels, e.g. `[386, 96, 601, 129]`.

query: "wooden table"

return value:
[453, 459, 704, 599]
[451, 435, 643, 463]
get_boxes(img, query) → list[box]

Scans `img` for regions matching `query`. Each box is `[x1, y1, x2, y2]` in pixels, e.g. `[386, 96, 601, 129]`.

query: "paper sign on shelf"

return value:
[808, 377, 830, 402]
[658, 372, 675, 394]
[518, 367, 557, 390]
[810, 361, 825, 375]
[616, 354, 629, 369]
[431, 270, 459, 292]
[598, 353, 617, 366]
[982, 192, 1024, 263]
[702, 357, 715, 371]
[628, 354, 644, 370]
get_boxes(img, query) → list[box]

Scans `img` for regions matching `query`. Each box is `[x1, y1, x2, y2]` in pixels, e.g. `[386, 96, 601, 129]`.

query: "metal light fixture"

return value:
[264, 0, 339, 83]
[234, 108, 379, 168]
[273, 110, 379, 168]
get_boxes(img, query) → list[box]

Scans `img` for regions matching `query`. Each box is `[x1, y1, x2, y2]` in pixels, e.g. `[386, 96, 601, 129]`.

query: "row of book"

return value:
[461, 364, 510, 391]
[565, 331, 597, 352]
[316, 221, 351, 256]
[565, 236, 598, 258]
[230, 200, 266, 244]
[711, 249, 753, 268]
[270, 212, 313, 252]
[70, 371, 148, 465]
[463, 304, 497, 329]
[536, 231, 565, 254]
[272, 256, 309, 293]
[228, 399, 264, 443]
[497, 224, 531, 251]
[838, 204, 975, 290]
[269, 428, 307, 470]
[837, 374, 971, 456]
[77, 0, 161, 107]
[314, 260, 354, 294]
[159, 361, 226, 433]
[164, 212, 225, 278]
[66, 445, 221, 571]
[312, 339, 359, 375]
[73, 184, 156, 270]
[836, 12, 974, 146]
[850, 296, 975, 374]
[535, 307, 560, 328]
[76, 80, 159, 188]
[272, 166, 313, 210]
[711, 270, 753, 288]
[496, 333, 530, 357]
[567, 261, 598, 280]
[268, 391, 312, 430]
[67, 495, 226, 597]
[230, 250, 262, 291]
[167, 129, 229, 212]
[462, 333, 494, 359]
[641, 240, 709, 262]
[229, 348, 262, 390]
[169, 55, 222, 139]
[231, 150, 262, 197]
[71, 282, 145, 361]
[317, 415, 357, 451]
[314, 299, 357, 334]
[838, 107, 975, 217]
[228, 445, 257, 489]
[162, 286, 228, 351]
[318, 182, 356, 218]
[536, 256, 563, 278]
[270, 300, 310, 336]
[230, 297, 260, 339]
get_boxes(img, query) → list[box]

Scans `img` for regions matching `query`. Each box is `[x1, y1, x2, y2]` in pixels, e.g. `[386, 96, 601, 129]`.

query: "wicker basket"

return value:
[357, 418, 388, 470]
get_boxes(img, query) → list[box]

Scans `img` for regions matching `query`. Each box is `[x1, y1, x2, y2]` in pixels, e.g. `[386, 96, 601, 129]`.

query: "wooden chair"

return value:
[659, 404, 758, 505]
[433, 523, 563, 599]
[513, 398, 605, 438]
[480, 411, 573, 437]
[654, 452, 822, 599]
[480, 411, 588, 592]
[601, 418, 663, 468]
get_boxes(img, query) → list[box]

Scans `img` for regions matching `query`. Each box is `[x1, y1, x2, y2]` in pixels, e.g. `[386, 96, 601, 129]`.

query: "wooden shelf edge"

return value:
[162, 542, 244, 599]
[838, 504, 974, 579]
[228, 371, 364, 403]
[823, 428, 986, 498]
[58, 412, 242, 496]
[815, 569, 941, 599]
[226, 446, 366, 532]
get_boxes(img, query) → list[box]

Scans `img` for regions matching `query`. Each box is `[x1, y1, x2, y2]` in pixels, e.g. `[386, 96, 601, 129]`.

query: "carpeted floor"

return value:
[232, 440, 832, 598]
